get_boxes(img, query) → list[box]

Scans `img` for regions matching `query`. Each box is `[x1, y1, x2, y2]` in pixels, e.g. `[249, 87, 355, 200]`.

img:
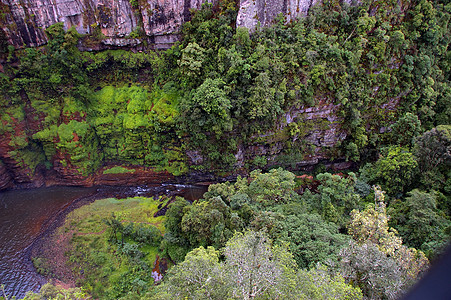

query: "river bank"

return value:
[1, 184, 208, 299]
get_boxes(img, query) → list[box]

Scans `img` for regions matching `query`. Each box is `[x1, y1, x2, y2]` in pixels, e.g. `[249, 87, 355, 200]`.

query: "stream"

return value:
[0, 184, 207, 299]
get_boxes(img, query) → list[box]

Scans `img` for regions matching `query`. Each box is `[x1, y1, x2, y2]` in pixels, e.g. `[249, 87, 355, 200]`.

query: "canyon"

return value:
[0, 0, 410, 191]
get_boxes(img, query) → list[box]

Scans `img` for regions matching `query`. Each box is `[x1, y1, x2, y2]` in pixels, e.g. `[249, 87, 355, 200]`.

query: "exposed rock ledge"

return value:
[1, 0, 323, 49]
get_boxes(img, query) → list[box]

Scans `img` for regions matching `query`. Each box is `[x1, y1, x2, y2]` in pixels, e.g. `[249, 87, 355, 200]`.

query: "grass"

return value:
[102, 166, 136, 174]
[41, 196, 170, 299]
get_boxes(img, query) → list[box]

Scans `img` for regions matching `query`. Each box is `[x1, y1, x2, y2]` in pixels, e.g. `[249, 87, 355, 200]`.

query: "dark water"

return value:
[0, 186, 97, 299]
[0, 184, 207, 299]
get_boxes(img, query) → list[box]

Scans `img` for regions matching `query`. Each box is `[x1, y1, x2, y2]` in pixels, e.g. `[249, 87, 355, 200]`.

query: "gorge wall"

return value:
[0, 0, 319, 49]
[0, 0, 337, 191]
[0, 0, 423, 191]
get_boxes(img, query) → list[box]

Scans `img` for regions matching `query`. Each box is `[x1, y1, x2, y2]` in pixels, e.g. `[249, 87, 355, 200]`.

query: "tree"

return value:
[21, 282, 86, 300]
[247, 168, 299, 206]
[296, 265, 363, 300]
[155, 231, 298, 300]
[348, 197, 402, 256]
[271, 213, 349, 268]
[363, 146, 418, 195]
[414, 125, 451, 190]
[161, 197, 192, 263]
[389, 189, 450, 254]
[155, 230, 361, 300]
[390, 112, 422, 147]
[103, 213, 124, 244]
[178, 42, 205, 79]
[247, 72, 286, 122]
[181, 196, 242, 248]
[340, 187, 429, 299]
[180, 78, 232, 139]
[155, 246, 225, 300]
[303, 172, 361, 228]
[338, 240, 404, 300]
[222, 231, 297, 300]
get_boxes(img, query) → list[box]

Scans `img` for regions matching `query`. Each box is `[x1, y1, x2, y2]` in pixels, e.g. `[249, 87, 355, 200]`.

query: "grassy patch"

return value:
[42, 196, 169, 299]
[102, 166, 136, 174]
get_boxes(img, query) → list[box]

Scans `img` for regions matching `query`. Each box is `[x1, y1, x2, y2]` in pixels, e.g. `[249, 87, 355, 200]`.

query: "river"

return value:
[0, 184, 207, 299]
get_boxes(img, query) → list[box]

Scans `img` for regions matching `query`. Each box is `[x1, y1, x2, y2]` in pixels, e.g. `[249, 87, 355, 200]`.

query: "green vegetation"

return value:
[155, 231, 362, 300]
[21, 283, 86, 300]
[102, 166, 136, 174]
[31, 165, 444, 299]
[33, 196, 168, 299]
[0, 0, 449, 175]
[0, 0, 449, 298]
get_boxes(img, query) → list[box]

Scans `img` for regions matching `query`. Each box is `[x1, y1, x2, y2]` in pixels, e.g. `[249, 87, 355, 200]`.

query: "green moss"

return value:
[62, 97, 86, 116]
[102, 166, 136, 174]
[90, 85, 184, 175]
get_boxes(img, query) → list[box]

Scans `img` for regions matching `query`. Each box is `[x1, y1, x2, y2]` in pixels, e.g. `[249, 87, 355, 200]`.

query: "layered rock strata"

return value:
[0, 0, 321, 49]
[0, 0, 216, 48]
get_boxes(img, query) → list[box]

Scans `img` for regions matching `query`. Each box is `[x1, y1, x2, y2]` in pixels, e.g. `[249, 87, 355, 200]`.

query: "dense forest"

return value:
[0, 0, 450, 298]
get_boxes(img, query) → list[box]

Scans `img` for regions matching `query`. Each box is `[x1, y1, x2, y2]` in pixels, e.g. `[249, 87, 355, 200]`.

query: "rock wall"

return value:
[236, 101, 351, 172]
[236, 0, 317, 29]
[0, 0, 318, 49]
[0, 0, 216, 48]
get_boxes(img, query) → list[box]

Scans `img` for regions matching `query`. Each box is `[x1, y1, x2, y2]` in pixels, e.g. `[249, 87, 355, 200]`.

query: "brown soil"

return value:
[40, 229, 78, 287]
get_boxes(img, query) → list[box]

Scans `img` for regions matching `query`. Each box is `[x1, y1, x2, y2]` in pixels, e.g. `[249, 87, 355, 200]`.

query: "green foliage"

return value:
[296, 265, 363, 300]
[1, 0, 449, 175]
[161, 197, 192, 263]
[414, 125, 451, 191]
[103, 166, 136, 174]
[337, 240, 405, 300]
[271, 213, 349, 268]
[348, 190, 402, 256]
[154, 246, 224, 299]
[91, 84, 185, 175]
[179, 78, 232, 138]
[389, 189, 451, 256]
[35, 196, 168, 299]
[340, 187, 430, 299]
[247, 168, 299, 206]
[390, 112, 422, 147]
[156, 230, 361, 300]
[53, 120, 103, 175]
[178, 42, 205, 83]
[304, 172, 361, 228]
[22, 282, 86, 300]
[180, 196, 242, 248]
[362, 146, 418, 195]
[247, 72, 285, 121]
[1, 2, 450, 297]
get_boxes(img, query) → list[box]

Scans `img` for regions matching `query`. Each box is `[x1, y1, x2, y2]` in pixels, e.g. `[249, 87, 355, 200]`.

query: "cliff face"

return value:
[0, 0, 318, 49]
[0, 0, 210, 48]
[236, 0, 317, 29]
[0, 0, 370, 191]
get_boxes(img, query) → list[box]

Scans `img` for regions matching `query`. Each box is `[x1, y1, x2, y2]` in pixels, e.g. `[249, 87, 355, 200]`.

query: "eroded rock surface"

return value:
[0, 0, 216, 48]
[1, 0, 318, 48]
[236, 0, 317, 29]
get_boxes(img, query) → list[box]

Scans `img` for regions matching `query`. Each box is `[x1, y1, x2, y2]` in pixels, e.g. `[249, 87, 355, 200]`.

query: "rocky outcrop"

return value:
[0, 0, 216, 48]
[236, 0, 317, 29]
[234, 101, 350, 172]
[0, 101, 350, 191]
[94, 166, 174, 186]
[1, 0, 319, 49]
